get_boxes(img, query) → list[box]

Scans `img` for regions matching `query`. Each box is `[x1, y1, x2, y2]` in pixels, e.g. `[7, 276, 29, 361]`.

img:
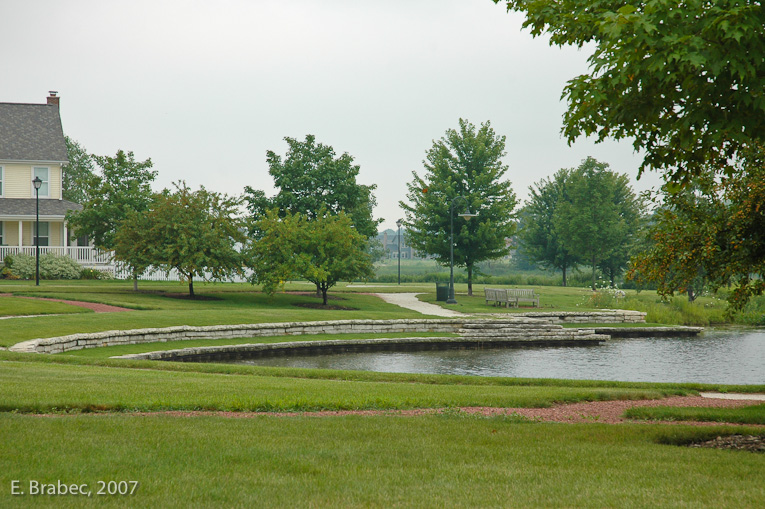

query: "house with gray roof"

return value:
[0, 93, 109, 268]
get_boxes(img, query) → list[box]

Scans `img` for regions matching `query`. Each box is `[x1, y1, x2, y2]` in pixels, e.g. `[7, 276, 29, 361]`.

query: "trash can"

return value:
[436, 282, 449, 302]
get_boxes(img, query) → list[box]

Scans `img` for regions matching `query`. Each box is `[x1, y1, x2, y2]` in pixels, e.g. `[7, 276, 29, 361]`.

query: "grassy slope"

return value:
[0, 296, 90, 317]
[1, 414, 763, 508]
[625, 404, 765, 425]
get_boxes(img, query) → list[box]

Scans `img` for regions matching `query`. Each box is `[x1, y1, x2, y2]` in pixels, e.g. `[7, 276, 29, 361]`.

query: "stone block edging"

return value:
[9, 310, 646, 354]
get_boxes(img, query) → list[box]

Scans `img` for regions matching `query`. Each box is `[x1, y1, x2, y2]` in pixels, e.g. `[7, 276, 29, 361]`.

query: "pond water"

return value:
[230, 329, 765, 385]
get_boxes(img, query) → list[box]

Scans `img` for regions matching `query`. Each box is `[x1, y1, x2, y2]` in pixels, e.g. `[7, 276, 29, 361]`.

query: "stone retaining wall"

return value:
[10, 310, 646, 354]
[114, 333, 609, 362]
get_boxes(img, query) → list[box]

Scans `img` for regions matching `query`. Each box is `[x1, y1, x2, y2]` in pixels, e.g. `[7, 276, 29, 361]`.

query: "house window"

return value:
[33, 167, 49, 197]
[0, 221, 4, 245]
[33, 222, 49, 247]
[0, 166, 4, 197]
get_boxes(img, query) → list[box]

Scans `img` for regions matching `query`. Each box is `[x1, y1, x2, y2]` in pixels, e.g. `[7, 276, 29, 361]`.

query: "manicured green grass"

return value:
[1, 414, 763, 508]
[624, 404, 765, 425]
[0, 296, 90, 317]
[0, 285, 431, 348]
[62, 332, 459, 358]
[1, 357, 686, 413]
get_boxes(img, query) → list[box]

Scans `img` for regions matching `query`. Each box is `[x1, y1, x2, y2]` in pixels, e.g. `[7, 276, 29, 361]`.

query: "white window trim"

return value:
[0, 165, 4, 197]
[31, 166, 50, 198]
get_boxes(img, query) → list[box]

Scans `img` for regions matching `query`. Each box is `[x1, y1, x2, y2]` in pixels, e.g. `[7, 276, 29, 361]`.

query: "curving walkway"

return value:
[374, 293, 467, 317]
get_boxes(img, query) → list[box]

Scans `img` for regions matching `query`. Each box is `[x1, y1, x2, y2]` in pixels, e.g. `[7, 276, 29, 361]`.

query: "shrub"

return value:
[80, 268, 115, 280]
[3, 253, 83, 280]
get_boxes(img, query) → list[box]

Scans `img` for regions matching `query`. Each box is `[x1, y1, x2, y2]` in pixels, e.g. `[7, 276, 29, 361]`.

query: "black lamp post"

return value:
[396, 219, 402, 285]
[33, 176, 42, 286]
[447, 196, 477, 304]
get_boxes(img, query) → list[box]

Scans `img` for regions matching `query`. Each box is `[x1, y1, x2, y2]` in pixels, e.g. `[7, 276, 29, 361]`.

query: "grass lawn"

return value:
[2, 414, 763, 508]
[624, 404, 765, 425]
[0, 296, 90, 317]
[1, 280, 763, 507]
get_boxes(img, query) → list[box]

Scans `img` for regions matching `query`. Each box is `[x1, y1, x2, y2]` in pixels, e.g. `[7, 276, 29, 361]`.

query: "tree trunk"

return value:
[188, 275, 195, 298]
[591, 256, 597, 291]
[562, 266, 568, 287]
[316, 282, 321, 298]
[132, 272, 138, 292]
[467, 264, 473, 297]
[321, 283, 328, 306]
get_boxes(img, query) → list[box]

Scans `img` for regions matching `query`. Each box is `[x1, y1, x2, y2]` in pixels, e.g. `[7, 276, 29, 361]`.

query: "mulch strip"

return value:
[121, 395, 763, 426]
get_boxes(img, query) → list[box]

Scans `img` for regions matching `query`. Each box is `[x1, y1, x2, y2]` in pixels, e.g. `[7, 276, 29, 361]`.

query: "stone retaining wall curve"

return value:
[9, 310, 647, 354]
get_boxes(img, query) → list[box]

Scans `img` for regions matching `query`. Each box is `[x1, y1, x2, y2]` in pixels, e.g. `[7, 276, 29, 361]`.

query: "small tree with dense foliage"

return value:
[247, 210, 373, 305]
[127, 183, 247, 297]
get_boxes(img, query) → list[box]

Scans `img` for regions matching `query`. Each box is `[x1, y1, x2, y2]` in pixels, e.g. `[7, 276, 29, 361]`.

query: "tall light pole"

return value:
[396, 219, 402, 285]
[447, 196, 477, 304]
[33, 176, 43, 286]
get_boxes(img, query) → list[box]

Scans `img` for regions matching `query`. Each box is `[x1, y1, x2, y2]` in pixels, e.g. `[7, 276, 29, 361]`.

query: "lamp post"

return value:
[447, 196, 477, 304]
[396, 219, 402, 285]
[33, 176, 43, 286]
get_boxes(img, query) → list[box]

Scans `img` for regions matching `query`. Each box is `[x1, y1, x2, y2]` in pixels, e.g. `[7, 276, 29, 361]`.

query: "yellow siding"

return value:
[2, 221, 20, 246]
[4, 163, 32, 198]
[20, 221, 64, 246]
[50, 223, 62, 246]
[0, 163, 63, 199]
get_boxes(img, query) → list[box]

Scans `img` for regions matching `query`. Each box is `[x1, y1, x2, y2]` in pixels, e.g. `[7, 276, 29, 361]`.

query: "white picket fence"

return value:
[0, 246, 112, 266]
[113, 263, 252, 283]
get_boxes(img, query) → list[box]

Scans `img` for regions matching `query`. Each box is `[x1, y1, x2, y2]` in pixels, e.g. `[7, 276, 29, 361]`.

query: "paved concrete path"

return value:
[700, 392, 765, 401]
[374, 293, 467, 317]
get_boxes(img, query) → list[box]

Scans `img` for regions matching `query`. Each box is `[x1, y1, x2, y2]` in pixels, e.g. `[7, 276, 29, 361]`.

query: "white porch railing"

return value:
[0, 246, 113, 266]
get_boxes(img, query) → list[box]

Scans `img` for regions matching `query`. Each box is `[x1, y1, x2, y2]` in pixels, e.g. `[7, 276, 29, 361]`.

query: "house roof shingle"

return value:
[0, 198, 82, 217]
[0, 102, 68, 162]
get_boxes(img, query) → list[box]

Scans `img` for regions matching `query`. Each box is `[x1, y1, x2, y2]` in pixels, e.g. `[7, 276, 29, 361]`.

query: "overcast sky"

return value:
[2, 0, 663, 231]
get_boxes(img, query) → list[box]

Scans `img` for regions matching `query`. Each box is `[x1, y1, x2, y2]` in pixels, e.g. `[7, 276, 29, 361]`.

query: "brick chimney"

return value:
[47, 91, 60, 107]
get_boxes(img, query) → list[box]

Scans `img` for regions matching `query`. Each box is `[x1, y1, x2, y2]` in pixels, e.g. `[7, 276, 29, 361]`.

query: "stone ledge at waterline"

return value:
[114, 331, 611, 362]
[9, 311, 654, 354]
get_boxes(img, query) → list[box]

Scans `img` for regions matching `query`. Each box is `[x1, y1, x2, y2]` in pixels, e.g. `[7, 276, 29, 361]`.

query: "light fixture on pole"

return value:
[396, 219, 402, 285]
[32, 176, 43, 286]
[447, 196, 477, 304]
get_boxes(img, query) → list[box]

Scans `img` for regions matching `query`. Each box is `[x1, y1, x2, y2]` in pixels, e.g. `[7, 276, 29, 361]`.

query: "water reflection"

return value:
[229, 329, 765, 384]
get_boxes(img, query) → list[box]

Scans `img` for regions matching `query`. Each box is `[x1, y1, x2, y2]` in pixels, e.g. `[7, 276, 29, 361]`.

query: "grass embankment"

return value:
[0, 296, 90, 317]
[3, 351, 763, 413]
[0, 282, 431, 348]
[625, 404, 765, 425]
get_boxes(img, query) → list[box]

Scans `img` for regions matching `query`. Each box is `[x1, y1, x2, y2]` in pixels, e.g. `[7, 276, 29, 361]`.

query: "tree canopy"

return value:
[494, 0, 765, 186]
[629, 155, 765, 310]
[400, 119, 518, 295]
[62, 136, 95, 204]
[244, 135, 381, 239]
[518, 169, 580, 286]
[555, 158, 643, 291]
[120, 183, 247, 297]
[67, 149, 157, 250]
[247, 210, 374, 305]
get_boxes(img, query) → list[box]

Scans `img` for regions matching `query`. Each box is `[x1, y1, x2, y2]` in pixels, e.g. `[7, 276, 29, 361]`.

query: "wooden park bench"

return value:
[484, 288, 540, 308]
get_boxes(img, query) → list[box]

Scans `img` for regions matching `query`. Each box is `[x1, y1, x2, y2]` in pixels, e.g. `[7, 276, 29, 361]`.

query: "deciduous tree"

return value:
[66, 149, 156, 289]
[494, 0, 765, 186]
[554, 158, 642, 291]
[244, 135, 381, 238]
[62, 136, 95, 204]
[400, 119, 517, 296]
[247, 210, 373, 305]
[134, 183, 247, 297]
[518, 169, 580, 286]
